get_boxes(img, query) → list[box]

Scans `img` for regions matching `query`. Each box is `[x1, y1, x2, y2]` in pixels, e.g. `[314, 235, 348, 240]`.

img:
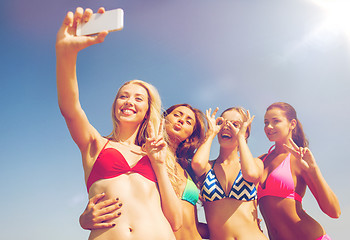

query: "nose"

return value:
[124, 98, 134, 106]
[178, 117, 184, 125]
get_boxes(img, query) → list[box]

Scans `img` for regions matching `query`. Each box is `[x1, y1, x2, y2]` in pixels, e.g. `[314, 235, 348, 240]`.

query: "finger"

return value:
[74, 7, 84, 26]
[206, 108, 211, 118]
[99, 202, 123, 215]
[283, 144, 300, 157]
[83, 8, 93, 23]
[147, 122, 156, 139]
[89, 193, 106, 205]
[212, 107, 219, 118]
[90, 221, 118, 229]
[84, 31, 108, 46]
[97, 7, 106, 14]
[247, 110, 251, 119]
[246, 115, 255, 126]
[96, 197, 120, 209]
[63, 11, 74, 28]
[288, 138, 299, 150]
[158, 118, 165, 136]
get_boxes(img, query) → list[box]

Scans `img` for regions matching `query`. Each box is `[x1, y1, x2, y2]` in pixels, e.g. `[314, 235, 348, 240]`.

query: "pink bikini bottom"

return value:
[316, 234, 331, 240]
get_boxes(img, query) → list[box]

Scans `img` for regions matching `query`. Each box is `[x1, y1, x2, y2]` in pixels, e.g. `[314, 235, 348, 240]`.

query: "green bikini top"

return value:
[181, 171, 199, 206]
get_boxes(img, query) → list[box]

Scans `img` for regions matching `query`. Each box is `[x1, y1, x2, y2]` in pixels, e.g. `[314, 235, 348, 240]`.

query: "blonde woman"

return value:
[56, 7, 181, 240]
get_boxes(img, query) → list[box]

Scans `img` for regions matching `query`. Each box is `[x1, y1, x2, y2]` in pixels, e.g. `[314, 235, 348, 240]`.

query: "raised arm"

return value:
[284, 139, 341, 218]
[56, 7, 108, 154]
[192, 108, 224, 177]
[231, 110, 263, 183]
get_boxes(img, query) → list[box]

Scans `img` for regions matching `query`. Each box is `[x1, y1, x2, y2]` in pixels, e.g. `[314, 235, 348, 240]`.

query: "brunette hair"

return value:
[266, 102, 309, 147]
[221, 107, 251, 141]
[163, 104, 207, 169]
[107, 80, 162, 146]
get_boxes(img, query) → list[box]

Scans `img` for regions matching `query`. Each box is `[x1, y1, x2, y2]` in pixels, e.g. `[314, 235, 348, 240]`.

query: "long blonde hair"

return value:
[106, 80, 162, 146]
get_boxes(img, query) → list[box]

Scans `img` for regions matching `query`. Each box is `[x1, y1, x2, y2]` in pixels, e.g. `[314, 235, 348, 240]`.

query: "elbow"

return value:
[170, 216, 183, 232]
[241, 170, 261, 184]
[191, 160, 204, 176]
[329, 208, 341, 219]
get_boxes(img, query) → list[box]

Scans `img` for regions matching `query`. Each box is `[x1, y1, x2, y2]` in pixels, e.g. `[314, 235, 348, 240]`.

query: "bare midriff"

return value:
[259, 196, 325, 240]
[204, 198, 267, 240]
[88, 174, 175, 240]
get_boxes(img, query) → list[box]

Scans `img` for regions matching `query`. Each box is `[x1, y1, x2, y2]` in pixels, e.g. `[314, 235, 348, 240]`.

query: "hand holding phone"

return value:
[76, 8, 124, 36]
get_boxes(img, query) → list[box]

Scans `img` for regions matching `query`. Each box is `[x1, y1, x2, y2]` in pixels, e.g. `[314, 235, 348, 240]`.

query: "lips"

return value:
[173, 123, 182, 131]
[121, 108, 136, 116]
[220, 130, 232, 140]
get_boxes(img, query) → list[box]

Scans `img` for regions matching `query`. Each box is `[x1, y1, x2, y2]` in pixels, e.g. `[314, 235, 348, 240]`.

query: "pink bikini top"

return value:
[258, 146, 302, 203]
[86, 140, 157, 193]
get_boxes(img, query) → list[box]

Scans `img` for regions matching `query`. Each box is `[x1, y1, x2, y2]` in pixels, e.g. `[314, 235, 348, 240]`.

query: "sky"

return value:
[1, 0, 349, 239]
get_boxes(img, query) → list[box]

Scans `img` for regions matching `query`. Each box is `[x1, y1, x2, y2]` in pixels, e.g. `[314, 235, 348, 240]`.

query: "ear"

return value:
[290, 119, 297, 130]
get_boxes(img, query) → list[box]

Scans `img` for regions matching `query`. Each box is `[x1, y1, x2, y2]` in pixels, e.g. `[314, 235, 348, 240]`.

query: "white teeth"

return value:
[122, 109, 134, 114]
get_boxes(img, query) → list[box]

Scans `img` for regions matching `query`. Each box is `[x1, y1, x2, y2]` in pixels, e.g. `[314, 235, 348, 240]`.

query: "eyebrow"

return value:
[175, 110, 194, 121]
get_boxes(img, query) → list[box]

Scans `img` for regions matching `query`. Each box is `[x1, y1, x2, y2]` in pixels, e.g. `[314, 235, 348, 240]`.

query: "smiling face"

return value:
[114, 83, 149, 126]
[264, 107, 296, 143]
[218, 109, 243, 147]
[165, 106, 196, 145]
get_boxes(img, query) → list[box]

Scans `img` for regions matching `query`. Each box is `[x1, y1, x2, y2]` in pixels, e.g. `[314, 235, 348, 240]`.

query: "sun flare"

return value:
[311, 0, 350, 36]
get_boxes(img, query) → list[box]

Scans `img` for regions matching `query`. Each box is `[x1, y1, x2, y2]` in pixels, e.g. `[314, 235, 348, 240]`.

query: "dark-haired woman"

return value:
[258, 102, 341, 240]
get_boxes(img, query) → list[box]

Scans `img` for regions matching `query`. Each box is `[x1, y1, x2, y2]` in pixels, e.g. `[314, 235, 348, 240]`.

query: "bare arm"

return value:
[233, 111, 263, 183]
[285, 139, 341, 218]
[56, 7, 108, 161]
[192, 108, 223, 177]
[144, 121, 183, 231]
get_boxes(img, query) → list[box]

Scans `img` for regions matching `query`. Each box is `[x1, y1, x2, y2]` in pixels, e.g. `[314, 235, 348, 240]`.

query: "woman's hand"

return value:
[143, 119, 167, 167]
[229, 110, 254, 139]
[79, 193, 122, 230]
[56, 7, 108, 54]
[205, 107, 224, 138]
[284, 138, 317, 172]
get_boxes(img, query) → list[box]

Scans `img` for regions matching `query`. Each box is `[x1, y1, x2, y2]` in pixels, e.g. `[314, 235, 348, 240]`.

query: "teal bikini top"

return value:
[181, 171, 199, 206]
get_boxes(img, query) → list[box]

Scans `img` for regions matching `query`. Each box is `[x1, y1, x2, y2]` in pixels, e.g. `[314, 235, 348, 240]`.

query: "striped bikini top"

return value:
[201, 160, 257, 202]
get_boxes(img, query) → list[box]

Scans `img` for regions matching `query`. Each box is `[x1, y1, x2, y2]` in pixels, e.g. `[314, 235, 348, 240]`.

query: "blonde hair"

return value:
[106, 80, 162, 146]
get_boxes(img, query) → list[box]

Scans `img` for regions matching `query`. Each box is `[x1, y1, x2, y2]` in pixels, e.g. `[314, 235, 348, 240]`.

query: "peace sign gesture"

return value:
[284, 138, 317, 172]
[205, 107, 225, 137]
[143, 119, 167, 167]
[227, 110, 255, 139]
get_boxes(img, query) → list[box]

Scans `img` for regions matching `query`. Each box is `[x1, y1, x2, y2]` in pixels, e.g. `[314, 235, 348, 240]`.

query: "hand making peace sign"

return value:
[284, 138, 317, 172]
[143, 119, 167, 167]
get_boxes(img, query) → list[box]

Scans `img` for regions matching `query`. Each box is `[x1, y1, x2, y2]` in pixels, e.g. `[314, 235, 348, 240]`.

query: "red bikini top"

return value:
[86, 140, 157, 193]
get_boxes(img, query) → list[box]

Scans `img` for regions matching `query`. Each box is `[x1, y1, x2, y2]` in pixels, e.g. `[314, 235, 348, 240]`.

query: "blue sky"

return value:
[1, 0, 349, 239]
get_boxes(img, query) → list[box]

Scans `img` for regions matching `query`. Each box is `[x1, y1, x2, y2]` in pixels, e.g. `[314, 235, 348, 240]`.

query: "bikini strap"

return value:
[102, 139, 110, 150]
[262, 145, 275, 162]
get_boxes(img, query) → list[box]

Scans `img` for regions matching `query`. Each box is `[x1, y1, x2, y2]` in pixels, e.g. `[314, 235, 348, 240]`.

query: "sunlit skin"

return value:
[259, 106, 341, 240]
[56, 7, 182, 240]
[80, 105, 209, 240]
[165, 106, 206, 240]
[192, 108, 267, 240]
[115, 84, 149, 129]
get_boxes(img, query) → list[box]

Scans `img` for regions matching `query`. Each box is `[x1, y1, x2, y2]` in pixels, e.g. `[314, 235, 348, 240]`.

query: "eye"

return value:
[119, 95, 127, 99]
[173, 113, 179, 117]
[186, 120, 192, 125]
[135, 97, 144, 102]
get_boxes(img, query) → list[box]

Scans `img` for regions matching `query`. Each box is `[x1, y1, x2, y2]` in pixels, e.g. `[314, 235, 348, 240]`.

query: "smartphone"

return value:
[76, 8, 124, 36]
